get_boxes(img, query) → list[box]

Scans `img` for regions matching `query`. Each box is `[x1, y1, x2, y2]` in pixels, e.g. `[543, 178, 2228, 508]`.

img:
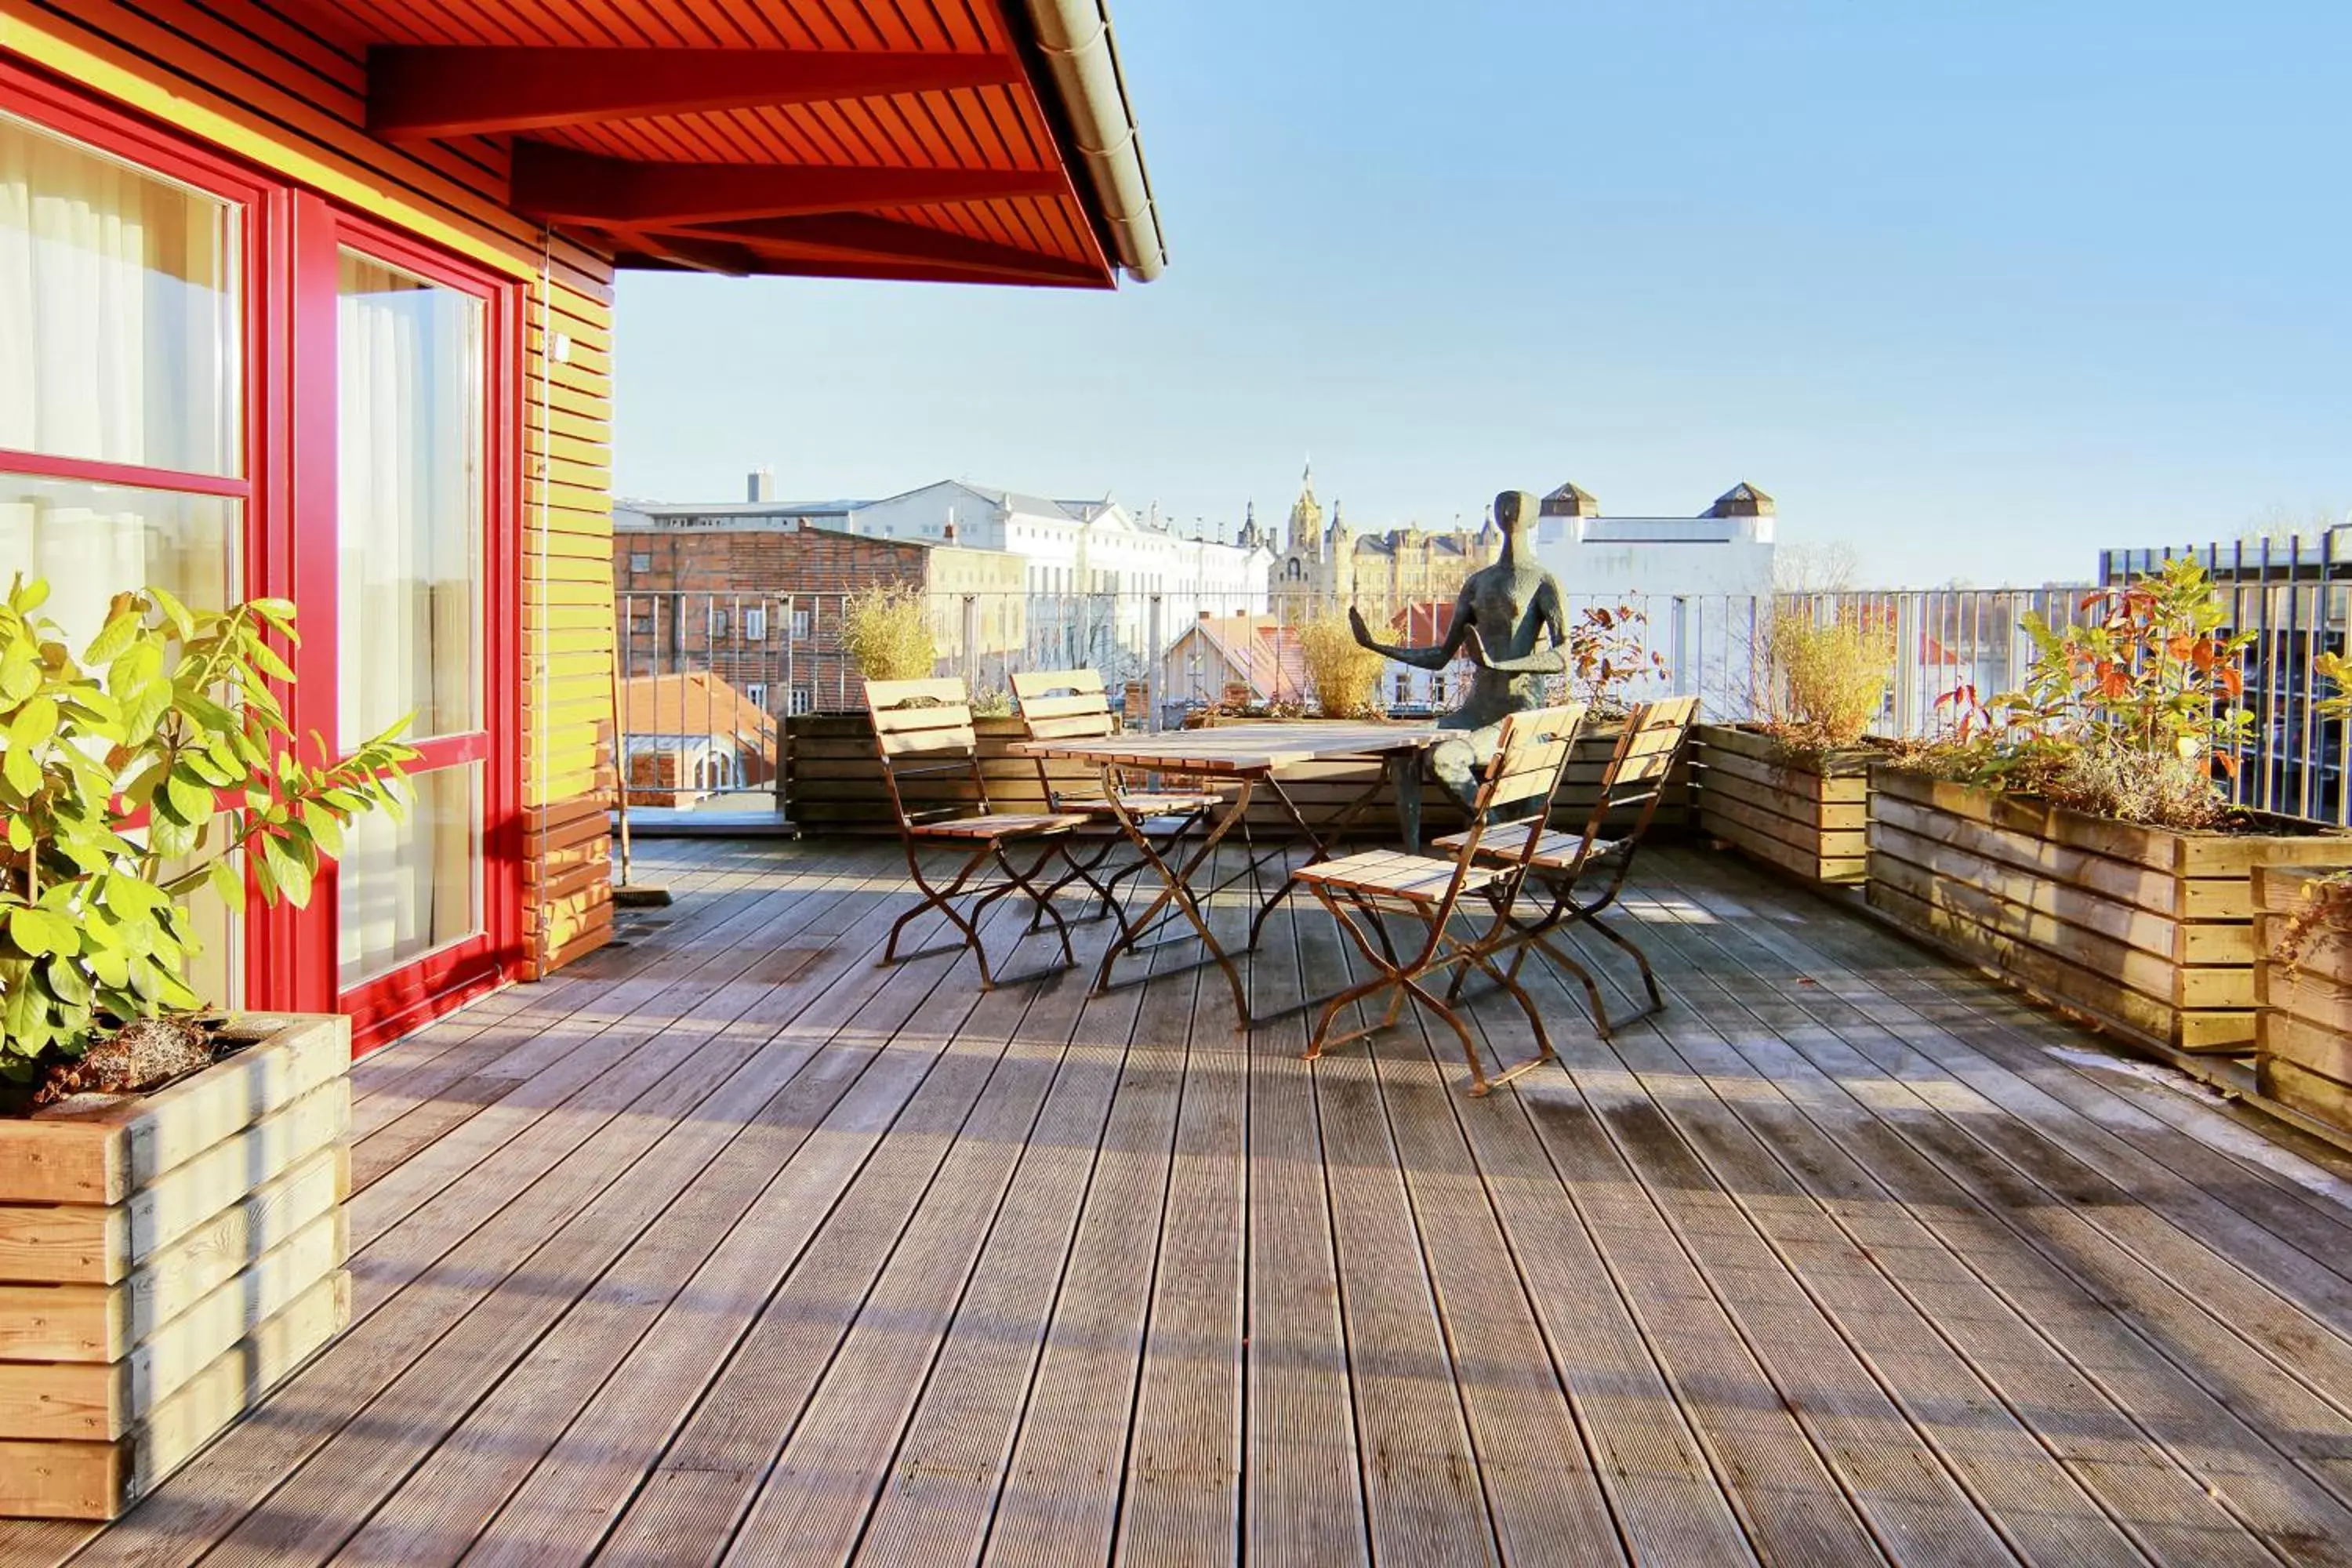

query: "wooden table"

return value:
[1010, 722, 1443, 1016]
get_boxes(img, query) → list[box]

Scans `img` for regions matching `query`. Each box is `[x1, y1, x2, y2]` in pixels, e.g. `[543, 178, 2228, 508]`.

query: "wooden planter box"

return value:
[0, 1014, 352, 1519]
[2253, 866, 2352, 1136]
[783, 714, 1690, 838]
[1693, 724, 1871, 884]
[1867, 768, 2352, 1056]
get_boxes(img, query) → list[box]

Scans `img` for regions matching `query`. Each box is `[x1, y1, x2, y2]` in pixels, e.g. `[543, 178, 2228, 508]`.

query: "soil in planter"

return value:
[20, 1014, 223, 1111]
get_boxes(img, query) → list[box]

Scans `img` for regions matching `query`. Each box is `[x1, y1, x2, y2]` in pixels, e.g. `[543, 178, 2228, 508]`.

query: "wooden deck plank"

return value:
[843, 943, 1150, 1566]
[456, 906, 1073, 1566]
[25, 840, 2352, 1566]
[1293, 891, 1501, 1567]
[592, 918, 1051, 1563]
[1605, 873, 2307, 1565]
[1539, 932, 2153, 1564]
[973, 868, 1204, 1566]
[1236, 857, 1374, 1568]
[1107, 858, 1248, 1568]
[1629, 855, 2352, 1557]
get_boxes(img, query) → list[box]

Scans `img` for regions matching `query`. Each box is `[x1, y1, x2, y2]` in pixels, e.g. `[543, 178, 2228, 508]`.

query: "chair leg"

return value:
[883, 843, 988, 968]
[1578, 905, 1667, 1017]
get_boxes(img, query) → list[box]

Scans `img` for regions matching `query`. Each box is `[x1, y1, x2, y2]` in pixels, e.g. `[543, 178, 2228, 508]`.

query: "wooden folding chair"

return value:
[1008, 668, 1230, 935]
[866, 677, 1093, 990]
[1272, 702, 1588, 1094]
[1436, 695, 1698, 1037]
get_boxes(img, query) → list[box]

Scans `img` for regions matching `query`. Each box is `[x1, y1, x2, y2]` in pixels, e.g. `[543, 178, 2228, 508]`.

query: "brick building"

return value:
[613, 510, 1027, 713]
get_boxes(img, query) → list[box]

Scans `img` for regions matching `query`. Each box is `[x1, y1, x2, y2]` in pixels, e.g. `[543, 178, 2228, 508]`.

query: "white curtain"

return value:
[334, 255, 481, 986]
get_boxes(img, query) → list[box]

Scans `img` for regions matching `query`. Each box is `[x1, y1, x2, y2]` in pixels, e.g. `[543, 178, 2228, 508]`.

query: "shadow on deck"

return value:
[13, 837, 2352, 1566]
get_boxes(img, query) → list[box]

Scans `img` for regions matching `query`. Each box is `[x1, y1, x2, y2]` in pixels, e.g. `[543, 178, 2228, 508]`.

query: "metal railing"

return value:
[611, 577, 2352, 828]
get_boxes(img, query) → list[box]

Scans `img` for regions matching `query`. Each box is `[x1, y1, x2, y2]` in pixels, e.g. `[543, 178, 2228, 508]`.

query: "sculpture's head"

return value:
[1494, 490, 1537, 538]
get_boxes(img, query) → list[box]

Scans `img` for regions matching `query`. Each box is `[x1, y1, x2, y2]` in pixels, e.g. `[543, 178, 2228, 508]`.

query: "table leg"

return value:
[1094, 767, 1254, 1020]
[1390, 750, 1425, 852]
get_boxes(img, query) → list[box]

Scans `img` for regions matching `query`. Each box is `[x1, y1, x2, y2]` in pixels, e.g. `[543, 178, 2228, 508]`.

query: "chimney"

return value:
[747, 466, 775, 503]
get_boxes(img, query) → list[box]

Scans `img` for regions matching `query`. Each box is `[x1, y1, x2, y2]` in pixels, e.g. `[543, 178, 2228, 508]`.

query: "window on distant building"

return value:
[707, 607, 728, 640]
[1396, 673, 1410, 702]
[789, 608, 811, 641]
[628, 551, 651, 573]
[742, 606, 768, 641]
[744, 682, 768, 710]
[788, 687, 811, 716]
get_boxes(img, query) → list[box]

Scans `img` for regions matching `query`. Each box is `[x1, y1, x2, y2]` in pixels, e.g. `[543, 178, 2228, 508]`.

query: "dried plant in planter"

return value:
[1921, 556, 2254, 829]
[1299, 614, 1386, 720]
[2270, 650, 2352, 966]
[840, 583, 938, 684]
[1567, 602, 1666, 719]
[0, 576, 414, 1102]
[1757, 606, 1895, 760]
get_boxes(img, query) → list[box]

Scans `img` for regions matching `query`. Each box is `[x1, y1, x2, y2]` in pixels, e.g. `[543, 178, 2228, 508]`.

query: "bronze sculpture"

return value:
[1348, 488, 1570, 803]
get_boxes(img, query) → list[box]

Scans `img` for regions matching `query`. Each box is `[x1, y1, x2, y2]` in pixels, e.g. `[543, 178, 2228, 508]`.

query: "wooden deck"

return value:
[13, 837, 2352, 1566]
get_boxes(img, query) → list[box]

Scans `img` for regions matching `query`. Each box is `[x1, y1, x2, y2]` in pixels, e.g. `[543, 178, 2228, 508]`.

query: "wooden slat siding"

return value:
[2256, 866, 2352, 1135]
[5, 2, 622, 979]
[1548, 906, 2152, 1565]
[1290, 887, 1501, 1564]
[315, 895, 1031, 1564]
[1869, 769, 2352, 1054]
[134, 864, 944, 1559]
[1693, 727, 1875, 885]
[1611, 862, 2318, 1563]
[1647, 853, 2352, 1530]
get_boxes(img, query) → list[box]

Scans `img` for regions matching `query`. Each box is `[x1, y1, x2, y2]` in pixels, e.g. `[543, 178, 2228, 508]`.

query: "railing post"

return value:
[1894, 593, 1923, 736]
[1147, 593, 1163, 731]
[962, 594, 980, 691]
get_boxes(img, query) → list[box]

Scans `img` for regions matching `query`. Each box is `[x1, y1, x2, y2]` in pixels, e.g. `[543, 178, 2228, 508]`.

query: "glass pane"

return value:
[337, 249, 481, 747]
[339, 764, 480, 989]
[0, 473, 235, 645]
[0, 109, 240, 475]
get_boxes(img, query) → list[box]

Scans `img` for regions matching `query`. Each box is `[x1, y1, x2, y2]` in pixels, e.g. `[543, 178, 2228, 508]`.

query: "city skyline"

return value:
[611, 0, 2350, 590]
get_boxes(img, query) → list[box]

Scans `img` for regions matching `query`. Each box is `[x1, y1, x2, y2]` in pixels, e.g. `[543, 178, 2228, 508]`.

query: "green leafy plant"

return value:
[0, 577, 415, 1080]
[1920, 557, 2252, 826]
[1567, 602, 1666, 718]
[840, 583, 938, 684]
[1758, 606, 1896, 756]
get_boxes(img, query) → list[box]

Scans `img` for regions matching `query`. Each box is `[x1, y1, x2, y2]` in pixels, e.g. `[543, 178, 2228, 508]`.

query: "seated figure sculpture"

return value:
[1348, 488, 1570, 804]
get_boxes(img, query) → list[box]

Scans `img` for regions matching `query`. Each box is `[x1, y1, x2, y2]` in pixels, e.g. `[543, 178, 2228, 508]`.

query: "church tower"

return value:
[1286, 463, 1324, 561]
[1326, 500, 1353, 604]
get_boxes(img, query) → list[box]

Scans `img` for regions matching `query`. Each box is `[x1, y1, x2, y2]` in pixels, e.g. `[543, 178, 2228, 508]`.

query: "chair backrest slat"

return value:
[1011, 668, 1119, 806]
[1462, 703, 1588, 874]
[1542, 695, 1697, 882]
[864, 677, 990, 829]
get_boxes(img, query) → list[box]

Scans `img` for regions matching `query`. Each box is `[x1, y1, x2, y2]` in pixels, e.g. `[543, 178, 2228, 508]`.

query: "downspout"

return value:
[1018, 0, 1167, 281]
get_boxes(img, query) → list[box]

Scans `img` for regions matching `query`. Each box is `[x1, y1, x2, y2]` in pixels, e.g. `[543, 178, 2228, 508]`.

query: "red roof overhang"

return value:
[283, 1, 1131, 288]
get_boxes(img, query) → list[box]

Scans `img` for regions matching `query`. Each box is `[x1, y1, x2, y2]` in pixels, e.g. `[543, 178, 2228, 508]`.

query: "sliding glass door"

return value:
[320, 218, 515, 1038]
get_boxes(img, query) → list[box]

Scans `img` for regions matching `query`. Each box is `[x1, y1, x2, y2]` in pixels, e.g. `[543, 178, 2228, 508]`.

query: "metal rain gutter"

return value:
[1020, 0, 1167, 282]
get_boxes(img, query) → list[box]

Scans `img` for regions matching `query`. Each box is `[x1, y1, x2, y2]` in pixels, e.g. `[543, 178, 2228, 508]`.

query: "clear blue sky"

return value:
[610, 0, 2350, 587]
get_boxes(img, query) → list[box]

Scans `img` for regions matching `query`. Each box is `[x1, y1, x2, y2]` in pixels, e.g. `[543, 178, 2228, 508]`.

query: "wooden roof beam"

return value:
[690, 213, 1105, 285]
[369, 46, 1022, 140]
[514, 143, 1066, 227]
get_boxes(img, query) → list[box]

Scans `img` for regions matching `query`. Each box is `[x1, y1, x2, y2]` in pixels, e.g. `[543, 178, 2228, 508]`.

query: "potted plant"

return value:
[1697, 606, 1896, 884]
[1556, 601, 1686, 832]
[0, 577, 411, 1519]
[2249, 652, 2352, 1136]
[1867, 557, 2352, 1057]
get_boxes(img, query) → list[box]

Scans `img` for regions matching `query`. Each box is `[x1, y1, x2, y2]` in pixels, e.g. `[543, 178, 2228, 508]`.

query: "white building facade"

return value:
[1531, 481, 1779, 602]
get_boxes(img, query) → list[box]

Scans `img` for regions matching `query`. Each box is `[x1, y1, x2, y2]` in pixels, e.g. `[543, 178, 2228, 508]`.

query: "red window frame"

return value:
[1, 59, 526, 1054]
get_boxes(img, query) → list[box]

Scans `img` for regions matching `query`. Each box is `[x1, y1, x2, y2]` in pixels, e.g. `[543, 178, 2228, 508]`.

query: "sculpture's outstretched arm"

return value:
[1348, 597, 1467, 673]
[1463, 579, 1573, 675]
